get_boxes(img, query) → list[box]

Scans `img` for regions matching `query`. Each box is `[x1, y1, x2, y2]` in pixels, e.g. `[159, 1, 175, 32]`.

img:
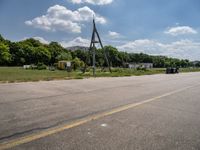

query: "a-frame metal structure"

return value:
[89, 18, 111, 76]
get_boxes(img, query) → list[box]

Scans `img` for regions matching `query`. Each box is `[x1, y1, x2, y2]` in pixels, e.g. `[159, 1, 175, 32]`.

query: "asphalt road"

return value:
[1, 72, 200, 150]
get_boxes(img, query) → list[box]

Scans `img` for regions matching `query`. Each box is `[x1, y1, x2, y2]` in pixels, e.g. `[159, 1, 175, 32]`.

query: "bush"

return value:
[37, 63, 47, 70]
[137, 67, 147, 71]
[112, 68, 128, 73]
[72, 57, 85, 70]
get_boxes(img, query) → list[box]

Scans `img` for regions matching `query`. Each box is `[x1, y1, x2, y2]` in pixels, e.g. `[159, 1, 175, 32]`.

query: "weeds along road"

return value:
[1, 72, 200, 150]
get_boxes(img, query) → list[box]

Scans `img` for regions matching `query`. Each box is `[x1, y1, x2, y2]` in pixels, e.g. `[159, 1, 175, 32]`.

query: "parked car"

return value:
[166, 67, 179, 74]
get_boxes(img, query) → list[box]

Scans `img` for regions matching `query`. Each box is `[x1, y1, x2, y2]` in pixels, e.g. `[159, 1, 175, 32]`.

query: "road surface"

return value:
[0, 72, 200, 150]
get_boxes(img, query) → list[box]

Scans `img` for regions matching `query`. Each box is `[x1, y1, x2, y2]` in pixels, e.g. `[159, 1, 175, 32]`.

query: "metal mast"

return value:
[89, 18, 111, 76]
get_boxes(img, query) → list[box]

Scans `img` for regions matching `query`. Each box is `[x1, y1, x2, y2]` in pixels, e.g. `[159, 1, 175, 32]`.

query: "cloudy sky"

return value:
[0, 0, 200, 60]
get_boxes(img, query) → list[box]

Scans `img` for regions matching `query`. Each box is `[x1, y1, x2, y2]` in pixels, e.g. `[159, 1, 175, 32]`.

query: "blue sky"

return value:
[0, 0, 200, 60]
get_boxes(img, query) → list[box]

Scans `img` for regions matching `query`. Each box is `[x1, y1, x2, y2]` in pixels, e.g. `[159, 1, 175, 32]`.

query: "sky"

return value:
[0, 0, 200, 60]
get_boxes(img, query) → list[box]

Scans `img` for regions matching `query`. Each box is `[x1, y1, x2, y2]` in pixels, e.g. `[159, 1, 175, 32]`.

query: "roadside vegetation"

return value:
[0, 67, 162, 83]
[1, 67, 200, 83]
[1, 34, 199, 68]
[179, 68, 200, 73]
[1, 34, 200, 83]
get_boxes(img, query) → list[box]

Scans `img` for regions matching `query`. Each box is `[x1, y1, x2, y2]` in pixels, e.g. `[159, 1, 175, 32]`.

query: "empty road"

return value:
[1, 72, 200, 150]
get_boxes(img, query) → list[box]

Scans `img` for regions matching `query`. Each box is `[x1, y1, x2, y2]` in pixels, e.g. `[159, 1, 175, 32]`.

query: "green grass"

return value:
[179, 67, 200, 73]
[0, 67, 80, 83]
[0, 67, 199, 83]
[82, 68, 166, 78]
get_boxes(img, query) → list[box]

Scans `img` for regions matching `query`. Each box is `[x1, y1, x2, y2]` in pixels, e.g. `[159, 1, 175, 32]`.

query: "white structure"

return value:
[128, 63, 153, 69]
[23, 65, 31, 69]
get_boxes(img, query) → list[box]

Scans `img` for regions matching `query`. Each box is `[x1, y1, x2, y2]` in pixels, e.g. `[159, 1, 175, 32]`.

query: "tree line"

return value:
[0, 34, 199, 68]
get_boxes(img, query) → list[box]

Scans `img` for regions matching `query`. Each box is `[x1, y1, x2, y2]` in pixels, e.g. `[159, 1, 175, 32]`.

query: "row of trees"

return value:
[72, 46, 194, 68]
[0, 34, 72, 66]
[0, 34, 197, 68]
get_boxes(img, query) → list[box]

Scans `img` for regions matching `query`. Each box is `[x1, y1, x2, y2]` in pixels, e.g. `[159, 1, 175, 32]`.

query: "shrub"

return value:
[37, 63, 47, 70]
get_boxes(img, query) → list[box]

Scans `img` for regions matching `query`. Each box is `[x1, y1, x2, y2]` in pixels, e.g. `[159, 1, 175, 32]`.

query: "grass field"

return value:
[0, 67, 199, 83]
[179, 68, 200, 73]
[0, 67, 82, 83]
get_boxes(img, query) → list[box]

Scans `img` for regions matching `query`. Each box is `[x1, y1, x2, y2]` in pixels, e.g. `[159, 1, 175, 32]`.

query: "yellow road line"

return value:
[0, 84, 198, 150]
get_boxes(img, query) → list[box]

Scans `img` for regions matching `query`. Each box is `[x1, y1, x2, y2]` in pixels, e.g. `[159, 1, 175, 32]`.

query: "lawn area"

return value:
[0, 67, 199, 83]
[179, 68, 200, 73]
[0, 67, 83, 83]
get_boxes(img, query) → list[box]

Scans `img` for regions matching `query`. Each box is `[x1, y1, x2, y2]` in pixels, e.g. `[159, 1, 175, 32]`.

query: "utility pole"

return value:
[89, 18, 111, 76]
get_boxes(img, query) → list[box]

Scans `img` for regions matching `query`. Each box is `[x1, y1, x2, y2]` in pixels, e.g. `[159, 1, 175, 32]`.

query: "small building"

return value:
[58, 61, 71, 70]
[128, 63, 153, 69]
[23, 65, 31, 69]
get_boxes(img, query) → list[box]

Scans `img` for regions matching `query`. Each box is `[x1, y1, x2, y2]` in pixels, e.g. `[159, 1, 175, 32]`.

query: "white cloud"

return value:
[108, 31, 121, 39]
[25, 5, 106, 33]
[60, 37, 90, 47]
[69, 0, 113, 5]
[165, 26, 198, 36]
[117, 39, 164, 54]
[117, 39, 200, 60]
[33, 37, 49, 44]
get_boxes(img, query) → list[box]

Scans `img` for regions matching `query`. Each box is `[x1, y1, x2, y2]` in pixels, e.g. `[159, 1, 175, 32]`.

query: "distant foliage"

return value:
[0, 34, 196, 68]
[72, 57, 85, 70]
[37, 63, 47, 70]
[56, 52, 72, 61]
[0, 43, 11, 65]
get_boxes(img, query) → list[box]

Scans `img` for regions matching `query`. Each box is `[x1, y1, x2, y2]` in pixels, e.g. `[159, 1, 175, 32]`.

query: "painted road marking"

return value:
[0, 84, 198, 150]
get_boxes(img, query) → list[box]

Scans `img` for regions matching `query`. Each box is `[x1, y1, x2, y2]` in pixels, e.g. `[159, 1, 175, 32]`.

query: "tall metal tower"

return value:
[89, 18, 111, 76]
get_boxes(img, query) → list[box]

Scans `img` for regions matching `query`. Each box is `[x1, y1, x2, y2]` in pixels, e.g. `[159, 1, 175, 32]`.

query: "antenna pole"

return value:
[89, 18, 111, 76]
[92, 43, 96, 76]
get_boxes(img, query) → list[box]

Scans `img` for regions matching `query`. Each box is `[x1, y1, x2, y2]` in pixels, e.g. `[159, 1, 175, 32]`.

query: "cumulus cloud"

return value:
[33, 37, 49, 44]
[60, 37, 90, 47]
[117, 39, 200, 60]
[117, 39, 165, 54]
[25, 5, 106, 33]
[108, 31, 121, 39]
[165, 26, 198, 36]
[69, 0, 113, 5]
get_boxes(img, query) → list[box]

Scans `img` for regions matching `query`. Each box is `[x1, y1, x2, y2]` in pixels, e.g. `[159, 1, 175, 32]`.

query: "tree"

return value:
[180, 59, 189, 68]
[56, 52, 72, 61]
[0, 34, 4, 42]
[34, 46, 51, 64]
[22, 38, 42, 47]
[96, 49, 105, 67]
[104, 46, 121, 67]
[152, 56, 165, 68]
[20, 44, 35, 64]
[48, 42, 65, 64]
[0, 43, 11, 65]
[0, 34, 197, 68]
[9, 42, 25, 65]
[72, 57, 85, 70]
[72, 49, 90, 64]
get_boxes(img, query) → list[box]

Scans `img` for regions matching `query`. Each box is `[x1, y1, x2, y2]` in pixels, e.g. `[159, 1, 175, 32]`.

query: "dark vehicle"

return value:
[166, 67, 179, 74]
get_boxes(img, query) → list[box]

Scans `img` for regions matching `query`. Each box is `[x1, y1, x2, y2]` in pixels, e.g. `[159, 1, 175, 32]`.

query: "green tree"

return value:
[96, 49, 105, 67]
[56, 52, 72, 61]
[9, 42, 25, 65]
[22, 38, 42, 47]
[72, 49, 90, 64]
[104, 46, 121, 67]
[20, 44, 35, 64]
[152, 56, 165, 68]
[48, 42, 66, 64]
[14, 38, 44, 65]
[0, 34, 4, 42]
[72, 57, 85, 70]
[34, 46, 51, 64]
[0, 43, 11, 65]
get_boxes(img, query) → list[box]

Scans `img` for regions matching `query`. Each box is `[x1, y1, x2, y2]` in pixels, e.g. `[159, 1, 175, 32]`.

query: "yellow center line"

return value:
[0, 84, 198, 150]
